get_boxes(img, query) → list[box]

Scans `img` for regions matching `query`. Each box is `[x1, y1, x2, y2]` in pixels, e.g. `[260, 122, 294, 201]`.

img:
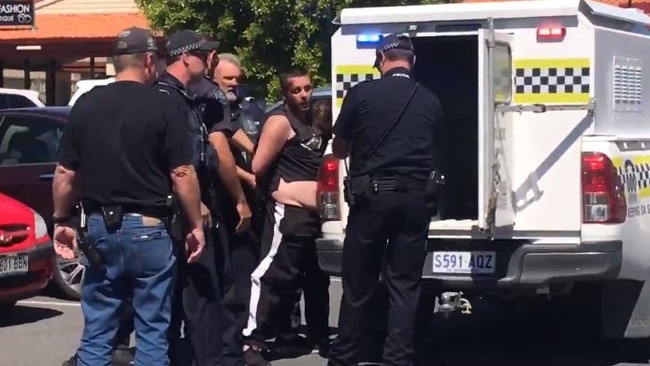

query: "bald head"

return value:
[214, 53, 242, 101]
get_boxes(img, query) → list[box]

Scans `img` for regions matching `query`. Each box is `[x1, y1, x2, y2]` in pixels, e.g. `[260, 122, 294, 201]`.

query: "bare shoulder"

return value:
[263, 114, 291, 130]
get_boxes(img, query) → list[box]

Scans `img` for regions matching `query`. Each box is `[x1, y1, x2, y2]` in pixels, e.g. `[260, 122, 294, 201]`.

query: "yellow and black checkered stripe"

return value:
[613, 156, 650, 200]
[335, 65, 380, 107]
[514, 58, 590, 104]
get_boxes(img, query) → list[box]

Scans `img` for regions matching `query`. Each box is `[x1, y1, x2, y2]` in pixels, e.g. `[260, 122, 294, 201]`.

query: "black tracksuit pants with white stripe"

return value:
[243, 202, 330, 345]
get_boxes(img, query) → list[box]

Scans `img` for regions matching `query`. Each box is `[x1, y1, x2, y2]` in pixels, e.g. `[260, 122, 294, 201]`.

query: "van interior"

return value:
[412, 35, 479, 221]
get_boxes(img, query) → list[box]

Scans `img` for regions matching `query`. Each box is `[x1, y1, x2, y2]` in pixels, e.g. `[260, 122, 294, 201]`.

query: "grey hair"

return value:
[217, 53, 241, 69]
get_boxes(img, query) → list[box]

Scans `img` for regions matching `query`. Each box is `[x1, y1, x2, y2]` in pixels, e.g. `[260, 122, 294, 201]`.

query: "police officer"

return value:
[61, 54, 172, 366]
[213, 53, 265, 150]
[242, 66, 331, 366]
[154, 29, 224, 366]
[327, 34, 444, 366]
[186, 49, 258, 366]
[52, 27, 205, 366]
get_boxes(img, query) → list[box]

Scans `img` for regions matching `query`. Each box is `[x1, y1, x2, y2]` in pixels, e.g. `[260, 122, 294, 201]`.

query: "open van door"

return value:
[477, 26, 516, 235]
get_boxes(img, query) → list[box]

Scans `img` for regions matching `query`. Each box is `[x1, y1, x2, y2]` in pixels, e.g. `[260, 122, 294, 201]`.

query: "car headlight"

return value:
[32, 210, 48, 240]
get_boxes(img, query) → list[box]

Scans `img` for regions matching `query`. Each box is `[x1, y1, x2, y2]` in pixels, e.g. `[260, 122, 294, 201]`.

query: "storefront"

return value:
[0, 0, 161, 105]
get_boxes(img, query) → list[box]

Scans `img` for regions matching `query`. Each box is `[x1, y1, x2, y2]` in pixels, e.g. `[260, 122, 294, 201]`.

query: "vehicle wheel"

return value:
[51, 252, 85, 300]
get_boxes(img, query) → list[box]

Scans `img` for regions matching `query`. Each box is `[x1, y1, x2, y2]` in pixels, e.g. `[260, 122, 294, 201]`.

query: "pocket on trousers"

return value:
[131, 230, 169, 243]
[132, 230, 176, 274]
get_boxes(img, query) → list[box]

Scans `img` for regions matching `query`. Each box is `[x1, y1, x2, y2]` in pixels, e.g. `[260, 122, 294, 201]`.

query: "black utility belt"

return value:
[83, 201, 171, 219]
[352, 176, 427, 193]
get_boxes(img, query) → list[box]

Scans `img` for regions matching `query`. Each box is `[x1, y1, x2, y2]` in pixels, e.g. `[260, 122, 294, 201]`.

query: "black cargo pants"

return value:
[168, 223, 226, 366]
[219, 229, 259, 366]
[328, 189, 430, 366]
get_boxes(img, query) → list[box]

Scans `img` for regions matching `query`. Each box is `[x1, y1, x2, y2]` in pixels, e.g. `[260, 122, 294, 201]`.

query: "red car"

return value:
[0, 106, 83, 299]
[0, 193, 54, 310]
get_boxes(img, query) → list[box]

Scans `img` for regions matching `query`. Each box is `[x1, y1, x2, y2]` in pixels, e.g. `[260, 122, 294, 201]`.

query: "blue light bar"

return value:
[356, 34, 382, 44]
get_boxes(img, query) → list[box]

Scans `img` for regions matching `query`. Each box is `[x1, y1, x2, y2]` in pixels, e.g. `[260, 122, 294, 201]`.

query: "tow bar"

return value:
[437, 291, 473, 318]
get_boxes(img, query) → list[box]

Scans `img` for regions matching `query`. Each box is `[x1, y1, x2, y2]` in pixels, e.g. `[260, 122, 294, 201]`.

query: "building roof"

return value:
[1, 13, 150, 43]
[0, 0, 153, 44]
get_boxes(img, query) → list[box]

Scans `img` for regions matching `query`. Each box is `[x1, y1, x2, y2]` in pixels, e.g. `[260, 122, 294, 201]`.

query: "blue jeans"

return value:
[76, 213, 177, 366]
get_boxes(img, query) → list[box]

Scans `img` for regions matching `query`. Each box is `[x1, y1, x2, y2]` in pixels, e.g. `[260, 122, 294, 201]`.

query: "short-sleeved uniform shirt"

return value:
[57, 80, 193, 210]
[187, 77, 245, 228]
[333, 67, 444, 181]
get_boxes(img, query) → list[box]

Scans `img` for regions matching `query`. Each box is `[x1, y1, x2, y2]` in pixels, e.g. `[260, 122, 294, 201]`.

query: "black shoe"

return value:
[243, 345, 271, 366]
[61, 354, 76, 366]
[266, 334, 313, 360]
[111, 347, 134, 366]
[312, 337, 331, 358]
[62, 349, 134, 366]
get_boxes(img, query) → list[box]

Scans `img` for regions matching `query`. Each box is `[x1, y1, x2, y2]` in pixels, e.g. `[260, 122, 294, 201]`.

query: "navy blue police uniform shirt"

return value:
[333, 67, 444, 182]
[155, 71, 214, 190]
[58, 80, 193, 210]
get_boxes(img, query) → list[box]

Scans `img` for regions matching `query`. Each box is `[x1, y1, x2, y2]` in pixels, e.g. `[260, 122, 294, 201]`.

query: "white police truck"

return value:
[317, 0, 650, 342]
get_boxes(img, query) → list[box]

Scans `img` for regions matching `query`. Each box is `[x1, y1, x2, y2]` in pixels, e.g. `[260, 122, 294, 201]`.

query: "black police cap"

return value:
[373, 34, 415, 69]
[112, 27, 158, 56]
[166, 30, 220, 57]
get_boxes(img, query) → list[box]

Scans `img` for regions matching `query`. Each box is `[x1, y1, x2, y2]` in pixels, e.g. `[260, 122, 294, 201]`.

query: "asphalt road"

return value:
[1, 279, 649, 366]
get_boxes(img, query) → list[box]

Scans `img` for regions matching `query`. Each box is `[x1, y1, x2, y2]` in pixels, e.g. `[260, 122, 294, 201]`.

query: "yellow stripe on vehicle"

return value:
[335, 65, 380, 107]
[513, 58, 590, 104]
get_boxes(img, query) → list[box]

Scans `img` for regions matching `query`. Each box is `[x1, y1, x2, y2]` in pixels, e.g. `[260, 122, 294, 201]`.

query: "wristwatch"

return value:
[52, 215, 71, 225]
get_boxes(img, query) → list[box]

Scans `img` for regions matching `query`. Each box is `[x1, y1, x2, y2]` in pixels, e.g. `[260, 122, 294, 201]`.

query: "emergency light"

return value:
[536, 22, 566, 42]
[356, 33, 383, 47]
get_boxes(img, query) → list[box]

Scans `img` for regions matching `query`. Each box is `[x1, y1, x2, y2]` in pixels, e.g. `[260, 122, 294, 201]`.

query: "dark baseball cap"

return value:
[166, 30, 220, 57]
[373, 34, 415, 68]
[112, 27, 158, 56]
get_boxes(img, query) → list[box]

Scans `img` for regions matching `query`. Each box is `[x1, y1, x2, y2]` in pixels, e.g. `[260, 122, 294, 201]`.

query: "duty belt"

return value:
[82, 201, 170, 219]
[354, 176, 427, 193]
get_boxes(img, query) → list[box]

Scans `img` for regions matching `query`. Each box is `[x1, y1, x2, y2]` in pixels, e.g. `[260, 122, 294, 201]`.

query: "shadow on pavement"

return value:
[0, 305, 63, 327]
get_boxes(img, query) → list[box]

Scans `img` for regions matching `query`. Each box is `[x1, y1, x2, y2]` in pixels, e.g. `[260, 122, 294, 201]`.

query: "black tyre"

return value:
[51, 253, 84, 300]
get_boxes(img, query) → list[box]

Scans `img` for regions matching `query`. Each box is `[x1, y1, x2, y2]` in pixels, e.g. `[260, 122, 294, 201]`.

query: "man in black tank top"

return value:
[241, 67, 331, 366]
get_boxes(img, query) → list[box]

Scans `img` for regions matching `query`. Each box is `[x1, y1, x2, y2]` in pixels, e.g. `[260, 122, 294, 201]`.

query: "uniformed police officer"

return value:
[185, 49, 259, 366]
[327, 34, 444, 366]
[52, 27, 205, 366]
[154, 29, 224, 366]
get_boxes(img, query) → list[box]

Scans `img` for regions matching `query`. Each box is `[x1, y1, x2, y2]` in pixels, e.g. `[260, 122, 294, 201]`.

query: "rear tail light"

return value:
[536, 22, 566, 42]
[582, 152, 627, 224]
[317, 154, 341, 221]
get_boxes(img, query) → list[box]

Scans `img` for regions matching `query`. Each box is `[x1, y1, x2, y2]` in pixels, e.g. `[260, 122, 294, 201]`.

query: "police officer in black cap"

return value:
[327, 34, 444, 366]
[154, 29, 225, 366]
[185, 46, 261, 366]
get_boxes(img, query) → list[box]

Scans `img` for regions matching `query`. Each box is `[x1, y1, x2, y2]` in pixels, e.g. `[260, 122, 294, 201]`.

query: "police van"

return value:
[317, 0, 650, 341]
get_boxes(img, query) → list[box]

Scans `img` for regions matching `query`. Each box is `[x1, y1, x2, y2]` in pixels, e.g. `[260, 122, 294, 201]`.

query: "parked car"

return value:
[0, 88, 45, 110]
[0, 106, 83, 299]
[0, 193, 54, 311]
[68, 78, 115, 107]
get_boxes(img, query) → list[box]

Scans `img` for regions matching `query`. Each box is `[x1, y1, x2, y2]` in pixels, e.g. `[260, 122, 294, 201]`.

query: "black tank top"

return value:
[264, 106, 326, 193]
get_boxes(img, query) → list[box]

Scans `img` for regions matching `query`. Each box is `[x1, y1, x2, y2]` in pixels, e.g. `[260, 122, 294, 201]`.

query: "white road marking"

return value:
[18, 300, 80, 307]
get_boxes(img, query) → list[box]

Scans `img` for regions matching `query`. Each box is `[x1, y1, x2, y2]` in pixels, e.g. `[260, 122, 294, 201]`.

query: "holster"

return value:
[165, 195, 185, 243]
[344, 175, 371, 208]
[343, 176, 355, 208]
[425, 170, 446, 215]
[101, 205, 124, 233]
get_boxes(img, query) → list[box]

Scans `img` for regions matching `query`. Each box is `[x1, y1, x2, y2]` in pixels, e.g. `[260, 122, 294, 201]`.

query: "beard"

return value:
[225, 90, 238, 103]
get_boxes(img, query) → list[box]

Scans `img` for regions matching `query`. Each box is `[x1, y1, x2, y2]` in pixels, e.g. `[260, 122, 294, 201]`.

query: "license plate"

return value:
[432, 251, 496, 274]
[0, 255, 29, 277]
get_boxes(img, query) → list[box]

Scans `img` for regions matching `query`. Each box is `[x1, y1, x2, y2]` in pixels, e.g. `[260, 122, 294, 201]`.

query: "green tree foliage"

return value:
[136, 0, 456, 101]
